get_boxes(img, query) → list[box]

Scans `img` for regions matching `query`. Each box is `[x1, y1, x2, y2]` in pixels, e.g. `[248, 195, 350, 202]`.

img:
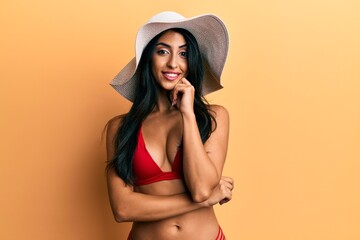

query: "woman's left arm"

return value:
[172, 78, 230, 202]
[182, 105, 229, 202]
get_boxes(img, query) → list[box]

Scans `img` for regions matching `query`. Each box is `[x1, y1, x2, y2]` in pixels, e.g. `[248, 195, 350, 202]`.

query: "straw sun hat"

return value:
[110, 11, 229, 102]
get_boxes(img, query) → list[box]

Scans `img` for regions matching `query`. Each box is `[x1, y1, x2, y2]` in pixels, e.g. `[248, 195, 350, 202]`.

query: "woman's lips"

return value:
[163, 72, 180, 81]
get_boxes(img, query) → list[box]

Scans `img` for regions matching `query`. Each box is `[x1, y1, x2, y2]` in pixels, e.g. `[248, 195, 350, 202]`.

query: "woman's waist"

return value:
[132, 208, 219, 240]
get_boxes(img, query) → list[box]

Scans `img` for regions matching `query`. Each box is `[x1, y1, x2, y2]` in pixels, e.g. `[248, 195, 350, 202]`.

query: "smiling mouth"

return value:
[163, 72, 181, 81]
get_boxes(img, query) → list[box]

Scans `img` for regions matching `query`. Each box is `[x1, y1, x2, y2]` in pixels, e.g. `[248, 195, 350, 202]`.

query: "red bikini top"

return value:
[133, 126, 183, 186]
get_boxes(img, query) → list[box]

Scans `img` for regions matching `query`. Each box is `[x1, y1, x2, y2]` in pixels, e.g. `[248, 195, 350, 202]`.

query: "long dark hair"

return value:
[106, 28, 217, 185]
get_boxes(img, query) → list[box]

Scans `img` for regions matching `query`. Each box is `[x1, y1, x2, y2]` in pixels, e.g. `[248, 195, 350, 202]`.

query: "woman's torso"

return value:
[130, 110, 219, 240]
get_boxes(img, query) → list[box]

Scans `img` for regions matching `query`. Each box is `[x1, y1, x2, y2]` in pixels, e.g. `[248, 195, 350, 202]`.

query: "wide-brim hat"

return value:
[110, 11, 229, 102]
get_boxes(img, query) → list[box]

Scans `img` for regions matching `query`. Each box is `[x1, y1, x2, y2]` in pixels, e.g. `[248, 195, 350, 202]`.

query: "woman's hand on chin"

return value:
[171, 78, 195, 114]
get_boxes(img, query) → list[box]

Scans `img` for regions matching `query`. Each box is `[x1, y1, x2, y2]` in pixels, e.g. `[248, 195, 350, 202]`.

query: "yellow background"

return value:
[1, 0, 359, 239]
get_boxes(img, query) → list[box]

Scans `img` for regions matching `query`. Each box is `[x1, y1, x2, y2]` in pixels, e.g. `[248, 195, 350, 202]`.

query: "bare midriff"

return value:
[132, 179, 220, 240]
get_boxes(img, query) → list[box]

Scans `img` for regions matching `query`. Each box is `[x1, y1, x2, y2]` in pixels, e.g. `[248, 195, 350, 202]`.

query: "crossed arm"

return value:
[182, 104, 230, 202]
[106, 105, 233, 222]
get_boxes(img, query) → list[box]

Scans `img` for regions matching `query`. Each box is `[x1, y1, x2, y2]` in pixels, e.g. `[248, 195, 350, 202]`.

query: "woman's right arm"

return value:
[108, 168, 207, 222]
[105, 117, 233, 222]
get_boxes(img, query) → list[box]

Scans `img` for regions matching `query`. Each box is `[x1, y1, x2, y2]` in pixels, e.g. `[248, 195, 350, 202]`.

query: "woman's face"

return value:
[151, 30, 188, 91]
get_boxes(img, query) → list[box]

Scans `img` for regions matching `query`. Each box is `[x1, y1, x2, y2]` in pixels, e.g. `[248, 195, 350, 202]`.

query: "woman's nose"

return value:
[167, 55, 178, 69]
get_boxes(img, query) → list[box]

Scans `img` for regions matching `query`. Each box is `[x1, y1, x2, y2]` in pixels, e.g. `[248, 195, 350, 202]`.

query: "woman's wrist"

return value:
[181, 111, 196, 122]
[198, 199, 211, 208]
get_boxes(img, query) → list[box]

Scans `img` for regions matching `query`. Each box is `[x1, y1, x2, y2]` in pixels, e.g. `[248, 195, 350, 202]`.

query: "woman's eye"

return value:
[180, 51, 188, 58]
[157, 49, 168, 55]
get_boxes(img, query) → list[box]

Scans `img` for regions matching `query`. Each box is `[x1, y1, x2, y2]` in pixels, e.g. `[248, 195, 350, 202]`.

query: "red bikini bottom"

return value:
[127, 226, 225, 240]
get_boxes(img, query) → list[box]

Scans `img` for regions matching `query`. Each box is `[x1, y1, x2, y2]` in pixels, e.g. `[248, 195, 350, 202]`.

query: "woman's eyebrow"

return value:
[156, 42, 187, 48]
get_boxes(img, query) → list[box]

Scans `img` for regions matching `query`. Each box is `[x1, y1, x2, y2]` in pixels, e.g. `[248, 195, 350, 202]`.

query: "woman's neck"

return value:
[154, 90, 173, 113]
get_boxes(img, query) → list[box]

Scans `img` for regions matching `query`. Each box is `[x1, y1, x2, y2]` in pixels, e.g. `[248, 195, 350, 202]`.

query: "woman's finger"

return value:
[219, 186, 232, 205]
[221, 176, 234, 183]
[171, 84, 193, 105]
[180, 77, 192, 85]
[220, 177, 234, 189]
[221, 181, 233, 191]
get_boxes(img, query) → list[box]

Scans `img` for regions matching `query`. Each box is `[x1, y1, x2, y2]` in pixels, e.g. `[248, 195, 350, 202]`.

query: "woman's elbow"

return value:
[190, 180, 219, 202]
[191, 188, 212, 203]
[112, 206, 133, 222]
[112, 211, 126, 223]
[113, 212, 125, 223]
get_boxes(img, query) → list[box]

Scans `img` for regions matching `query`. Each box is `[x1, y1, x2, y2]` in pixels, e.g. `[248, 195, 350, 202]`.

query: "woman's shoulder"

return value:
[107, 114, 125, 129]
[208, 104, 229, 120]
[105, 114, 126, 140]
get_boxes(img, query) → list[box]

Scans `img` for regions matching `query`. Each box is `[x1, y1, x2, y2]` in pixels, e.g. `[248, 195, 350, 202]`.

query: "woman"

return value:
[106, 12, 234, 240]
